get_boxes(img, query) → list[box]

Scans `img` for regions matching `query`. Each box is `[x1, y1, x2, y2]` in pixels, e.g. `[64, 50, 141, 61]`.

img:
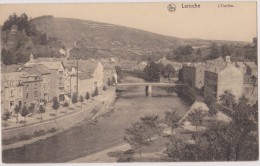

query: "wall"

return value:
[2, 90, 116, 141]
[217, 64, 244, 101]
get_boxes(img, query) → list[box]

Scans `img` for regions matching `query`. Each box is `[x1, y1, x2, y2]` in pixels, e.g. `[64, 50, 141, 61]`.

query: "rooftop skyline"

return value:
[0, 2, 257, 42]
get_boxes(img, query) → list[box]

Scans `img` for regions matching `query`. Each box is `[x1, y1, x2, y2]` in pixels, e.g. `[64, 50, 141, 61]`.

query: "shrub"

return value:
[19, 134, 32, 141]
[94, 87, 99, 96]
[85, 92, 90, 100]
[72, 93, 78, 104]
[33, 130, 46, 137]
[49, 113, 57, 116]
[2, 136, 18, 145]
[47, 128, 57, 134]
[103, 86, 107, 91]
[63, 102, 69, 107]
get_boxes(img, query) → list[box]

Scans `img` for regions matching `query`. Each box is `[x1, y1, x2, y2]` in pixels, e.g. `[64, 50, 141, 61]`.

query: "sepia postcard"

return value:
[0, 1, 259, 164]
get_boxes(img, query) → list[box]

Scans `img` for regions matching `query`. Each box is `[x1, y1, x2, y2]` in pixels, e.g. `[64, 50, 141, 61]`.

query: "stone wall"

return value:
[2, 90, 116, 140]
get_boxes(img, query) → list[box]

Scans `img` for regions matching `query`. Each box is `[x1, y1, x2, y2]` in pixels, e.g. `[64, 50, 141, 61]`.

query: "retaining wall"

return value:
[2, 90, 116, 140]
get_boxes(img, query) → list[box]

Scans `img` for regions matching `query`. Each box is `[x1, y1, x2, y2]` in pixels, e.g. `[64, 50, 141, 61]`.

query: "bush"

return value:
[85, 92, 90, 100]
[2, 137, 18, 145]
[47, 128, 57, 134]
[63, 102, 69, 107]
[19, 134, 32, 141]
[94, 87, 99, 96]
[72, 93, 78, 104]
[103, 86, 107, 91]
[33, 130, 46, 137]
[49, 113, 57, 116]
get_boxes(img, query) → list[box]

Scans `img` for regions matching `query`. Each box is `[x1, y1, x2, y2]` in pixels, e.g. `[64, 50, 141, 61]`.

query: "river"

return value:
[2, 76, 189, 163]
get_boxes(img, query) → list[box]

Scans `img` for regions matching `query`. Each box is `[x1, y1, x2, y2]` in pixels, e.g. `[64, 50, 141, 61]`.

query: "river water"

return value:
[2, 76, 189, 163]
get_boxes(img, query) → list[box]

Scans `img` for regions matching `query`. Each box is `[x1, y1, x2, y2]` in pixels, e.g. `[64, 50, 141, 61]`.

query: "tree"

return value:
[204, 96, 216, 107]
[1, 49, 13, 65]
[28, 103, 35, 114]
[52, 96, 60, 113]
[219, 90, 236, 109]
[2, 110, 11, 126]
[208, 43, 220, 60]
[85, 92, 90, 100]
[196, 48, 202, 57]
[14, 104, 21, 123]
[115, 66, 123, 80]
[107, 78, 111, 86]
[140, 114, 162, 140]
[208, 104, 218, 117]
[124, 122, 152, 161]
[250, 75, 257, 94]
[103, 86, 107, 91]
[79, 95, 84, 108]
[162, 64, 176, 78]
[164, 108, 181, 136]
[165, 138, 192, 161]
[39, 105, 45, 120]
[63, 102, 69, 112]
[187, 108, 206, 131]
[111, 76, 116, 85]
[94, 87, 99, 96]
[144, 61, 161, 81]
[72, 93, 78, 104]
[21, 105, 29, 122]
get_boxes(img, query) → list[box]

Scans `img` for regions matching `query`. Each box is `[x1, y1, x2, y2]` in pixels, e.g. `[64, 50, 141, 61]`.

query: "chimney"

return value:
[226, 56, 231, 64]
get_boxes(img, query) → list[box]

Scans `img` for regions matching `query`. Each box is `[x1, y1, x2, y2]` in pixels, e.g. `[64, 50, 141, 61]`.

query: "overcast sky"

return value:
[0, 2, 257, 42]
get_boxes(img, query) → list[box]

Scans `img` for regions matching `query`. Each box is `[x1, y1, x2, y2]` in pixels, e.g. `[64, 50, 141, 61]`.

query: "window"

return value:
[26, 93, 29, 99]
[34, 91, 38, 97]
[26, 85, 29, 90]
[10, 101, 14, 108]
[19, 89, 22, 97]
[18, 101, 22, 107]
[10, 90, 14, 97]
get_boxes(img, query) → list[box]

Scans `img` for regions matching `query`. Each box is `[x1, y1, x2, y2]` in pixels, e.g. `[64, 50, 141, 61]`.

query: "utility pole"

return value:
[76, 58, 79, 96]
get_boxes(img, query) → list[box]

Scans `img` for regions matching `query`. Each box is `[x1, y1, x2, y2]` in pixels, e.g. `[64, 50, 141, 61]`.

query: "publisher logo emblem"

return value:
[168, 3, 176, 12]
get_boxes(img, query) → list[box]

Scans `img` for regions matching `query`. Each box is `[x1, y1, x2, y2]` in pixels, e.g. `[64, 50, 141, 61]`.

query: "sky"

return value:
[0, 2, 257, 42]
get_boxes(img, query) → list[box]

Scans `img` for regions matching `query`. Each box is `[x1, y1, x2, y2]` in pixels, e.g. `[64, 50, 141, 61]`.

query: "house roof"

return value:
[34, 64, 51, 74]
[63, 59, 99, 73]
[102, 62, 115, 70]
[1, 64, 23, 73]
[244, 62, 257, 69]
[236, 62, 246, 68]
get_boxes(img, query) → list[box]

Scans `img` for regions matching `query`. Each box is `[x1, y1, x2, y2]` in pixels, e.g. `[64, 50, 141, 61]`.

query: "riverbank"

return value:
[2, 88, 116, 150]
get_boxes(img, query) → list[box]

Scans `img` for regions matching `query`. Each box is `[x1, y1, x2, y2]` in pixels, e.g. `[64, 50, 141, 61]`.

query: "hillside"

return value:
[31, 17, 249, 61]
[2, 15, 252, 64]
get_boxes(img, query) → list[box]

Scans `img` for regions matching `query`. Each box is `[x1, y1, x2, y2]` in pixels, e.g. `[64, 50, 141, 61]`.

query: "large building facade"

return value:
[204, 63, 244, 102]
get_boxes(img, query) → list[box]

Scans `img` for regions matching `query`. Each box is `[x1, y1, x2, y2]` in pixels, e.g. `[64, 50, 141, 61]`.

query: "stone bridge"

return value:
[116, 82, 185, 95]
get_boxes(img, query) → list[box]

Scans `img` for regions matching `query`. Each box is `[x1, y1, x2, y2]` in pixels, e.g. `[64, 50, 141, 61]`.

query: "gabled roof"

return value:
[1, 64, 23, 73]
[236, 62, 246, 68]
[102, 62, 115, 70]
[244, 62, 257, 69]
[64, 59, 99, 73]
[34, 64, 51, 74]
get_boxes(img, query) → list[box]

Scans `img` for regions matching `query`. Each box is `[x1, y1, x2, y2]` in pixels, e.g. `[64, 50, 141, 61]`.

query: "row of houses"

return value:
[1, 53, 117, 112]
[180, 56, 257, 105]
